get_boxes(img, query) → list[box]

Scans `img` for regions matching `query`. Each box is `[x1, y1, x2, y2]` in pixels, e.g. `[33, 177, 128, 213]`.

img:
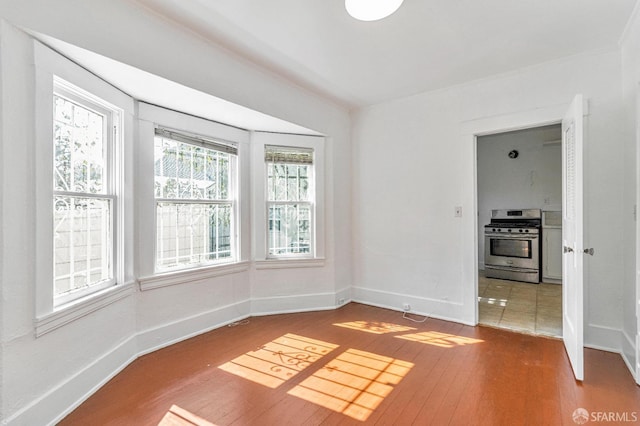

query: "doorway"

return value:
[476, 124, 563, 337]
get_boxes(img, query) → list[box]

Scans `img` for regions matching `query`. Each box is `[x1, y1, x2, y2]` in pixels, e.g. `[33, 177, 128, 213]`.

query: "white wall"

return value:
[0, 1, 352, 423]
[352, 48, 627, 348]
[477, 125, 562, 266]
[621, 3, 640, 380]
[0, 22, 138, 425]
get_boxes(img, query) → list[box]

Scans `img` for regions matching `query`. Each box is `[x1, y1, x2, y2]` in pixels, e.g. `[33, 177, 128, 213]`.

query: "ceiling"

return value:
[134, 0, 639, 108]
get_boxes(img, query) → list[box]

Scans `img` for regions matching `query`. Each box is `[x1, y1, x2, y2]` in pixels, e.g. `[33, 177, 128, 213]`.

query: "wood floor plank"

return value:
[386, 322, 469, 424]
[58, 303, 640, 426]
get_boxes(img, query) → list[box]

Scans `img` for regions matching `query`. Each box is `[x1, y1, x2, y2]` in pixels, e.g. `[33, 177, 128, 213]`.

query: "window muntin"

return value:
[266, 146, 314, 257]
[154, 129, 237, 271]
[53, 83, 117, 303]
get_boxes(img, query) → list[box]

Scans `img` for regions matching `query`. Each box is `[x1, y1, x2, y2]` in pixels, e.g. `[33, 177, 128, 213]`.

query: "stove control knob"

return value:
[518, 229, 523, 233]
[525, 229, 529, 233]
[492, 228, 496, 232]
[507, 229, 511, 232]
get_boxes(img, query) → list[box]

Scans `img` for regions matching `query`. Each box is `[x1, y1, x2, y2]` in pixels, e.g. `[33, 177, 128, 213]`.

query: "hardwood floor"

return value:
[59, 303, 640, 425]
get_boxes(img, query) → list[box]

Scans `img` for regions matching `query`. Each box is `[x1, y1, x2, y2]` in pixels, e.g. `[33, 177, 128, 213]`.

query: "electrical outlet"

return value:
[403, 303, 411, 312]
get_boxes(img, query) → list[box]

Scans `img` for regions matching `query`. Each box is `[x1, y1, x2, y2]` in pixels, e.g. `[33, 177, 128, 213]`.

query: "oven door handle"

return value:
[485, 265, 539, 273]
[485, 233, 538, 239]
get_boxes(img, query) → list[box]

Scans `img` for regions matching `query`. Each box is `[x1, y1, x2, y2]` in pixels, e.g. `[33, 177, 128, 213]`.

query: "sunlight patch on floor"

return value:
[477, 296, 508, 307]
[288, 348, 413, 421]
[333, 320, 417, 334]
[218, 333, 338, 388]
[157, 404, 216, 426]
[395, 331, 484, 348]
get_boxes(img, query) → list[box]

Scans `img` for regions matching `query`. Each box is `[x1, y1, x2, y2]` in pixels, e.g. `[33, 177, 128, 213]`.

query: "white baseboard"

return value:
[251, 292, 336, 316]
[584, 325, 638, 383]
[5, 336, 138, 426]
[584, 323, 622, 354]
[334, 286, 352, 307]
[620, 329, 637, 382]
[351, 286, 476, 326]
[583, 323, 639, 382]
[136, 299, 252, 356]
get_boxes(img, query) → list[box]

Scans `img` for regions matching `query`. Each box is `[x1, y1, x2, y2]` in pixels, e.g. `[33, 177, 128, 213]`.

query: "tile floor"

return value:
[478, 272, 562, 337]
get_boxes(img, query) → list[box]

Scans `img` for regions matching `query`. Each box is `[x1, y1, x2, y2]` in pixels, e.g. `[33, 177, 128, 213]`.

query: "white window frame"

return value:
[52, 78, 121, 306]
[137, 103, 250, 290]
[265, 145, 315, 259]
[33, 41, 134, 336]
[252, 132, 325, 266]
[153, 127, 239, 272]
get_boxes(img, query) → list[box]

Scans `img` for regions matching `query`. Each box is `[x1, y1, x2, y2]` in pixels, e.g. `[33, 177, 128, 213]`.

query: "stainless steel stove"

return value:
[484, 209, 542, 283]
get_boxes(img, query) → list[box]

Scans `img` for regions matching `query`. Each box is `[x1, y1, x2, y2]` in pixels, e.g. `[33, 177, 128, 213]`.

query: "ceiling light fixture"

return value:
[345, 0, 404, 21]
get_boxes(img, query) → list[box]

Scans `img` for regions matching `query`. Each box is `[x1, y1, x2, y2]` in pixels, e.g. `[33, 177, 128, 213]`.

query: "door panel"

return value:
[562, 94, 585, 381]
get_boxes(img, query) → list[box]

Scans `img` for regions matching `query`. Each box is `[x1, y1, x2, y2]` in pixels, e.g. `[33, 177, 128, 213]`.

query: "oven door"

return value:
[484, 232, 539, 270]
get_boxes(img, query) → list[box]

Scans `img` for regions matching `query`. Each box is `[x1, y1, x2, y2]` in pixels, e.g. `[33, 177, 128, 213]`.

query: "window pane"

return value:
[267, 163, 309, 202]
[219, 155, 229, 199]
[267, 164, 277, 201]
[271, 164, 286, 201]
[54, 196, 112, 296]
[287, 165, 299, 201]
[156, 202, 233, 270]
[299, 166, 309, 200]
[268, 204, 311, 255]
[154, 137, 231, 201]
[53, 95, 106, 194]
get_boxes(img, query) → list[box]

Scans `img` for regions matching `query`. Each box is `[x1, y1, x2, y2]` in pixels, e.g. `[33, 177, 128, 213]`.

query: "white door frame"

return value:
[635, 83, 640, 385]
[465, 103, 570, 325]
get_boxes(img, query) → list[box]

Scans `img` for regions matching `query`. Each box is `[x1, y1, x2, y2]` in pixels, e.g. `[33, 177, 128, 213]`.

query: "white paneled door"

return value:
[562, 94, 585, 381]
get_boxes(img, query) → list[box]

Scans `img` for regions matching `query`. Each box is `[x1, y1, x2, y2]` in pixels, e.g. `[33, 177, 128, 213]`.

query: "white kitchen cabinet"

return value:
[542, 211, 562, 283]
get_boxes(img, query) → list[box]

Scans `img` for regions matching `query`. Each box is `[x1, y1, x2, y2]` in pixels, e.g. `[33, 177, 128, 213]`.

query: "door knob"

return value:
[563, 246, 574, 253]
[583, 248, 594, 256]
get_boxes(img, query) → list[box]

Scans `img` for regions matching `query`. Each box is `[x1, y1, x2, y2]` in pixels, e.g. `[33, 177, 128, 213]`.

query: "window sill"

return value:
[138, 261, 251, 291]
[35, 282, 135, 337]
[255, 258, 326, 270]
